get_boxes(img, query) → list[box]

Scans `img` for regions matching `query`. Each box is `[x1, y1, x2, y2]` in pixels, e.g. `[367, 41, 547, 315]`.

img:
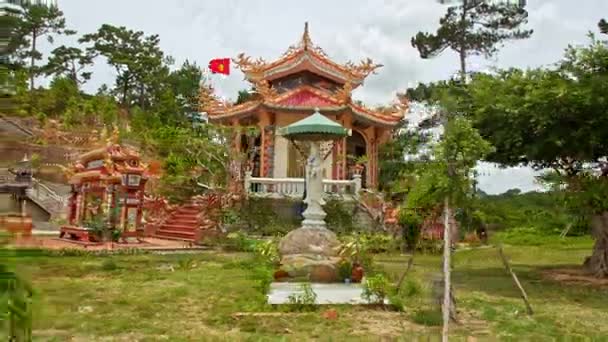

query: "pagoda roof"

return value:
[203, 84, 405, 127]
[233, 23, 382, 88]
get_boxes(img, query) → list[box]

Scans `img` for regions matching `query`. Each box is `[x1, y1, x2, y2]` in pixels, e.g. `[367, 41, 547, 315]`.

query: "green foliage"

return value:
[411, 309, 443, 326]
[1, 233, 34, 341]
[13, 2, 76, 89]
[600, 19, 608, 34]
[287, 283, 318, 311]
[406, 116, 493, 211]
[238, 198, 297, 236]
[362, 273, 391, 305]
[222, 232, 259, 252]
[398, 209, 424, 251]
[411, 0, 532, 75]
[254, 237, 280, 265]
[250, 263, 274, 295]
[338, 260, 353, 281]
[79, 24, 168, 107]
[465, 35, 608, 172]
[476, 190, 579, 235]
[379, 129, 431, 196]
[43, 45, 93, 86]
[401, 278, 422, 298]
[100, 259, 118, 271]
[324, 200, 356, 234]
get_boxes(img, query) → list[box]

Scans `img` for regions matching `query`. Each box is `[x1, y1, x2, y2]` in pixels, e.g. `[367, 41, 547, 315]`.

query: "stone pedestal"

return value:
[278, 225, 341, 282]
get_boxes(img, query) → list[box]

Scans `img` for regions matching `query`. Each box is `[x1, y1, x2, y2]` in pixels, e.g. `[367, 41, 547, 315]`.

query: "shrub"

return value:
[100, 259, 118, 271]
[251, 264, 274, 294]
[254, 237, 280, 265]
[338, 260, 353, 281]
[325, 200, 356, 234]
[362, 274, 391, 305]
[398, 209, 423, 252]
[287, 283, 317, 311]
[411, 309, 442, 326]
[402, 278, 421, 298]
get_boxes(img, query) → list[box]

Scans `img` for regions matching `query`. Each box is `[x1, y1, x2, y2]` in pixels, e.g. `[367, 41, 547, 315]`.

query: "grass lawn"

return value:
[9, 236, 608, 341]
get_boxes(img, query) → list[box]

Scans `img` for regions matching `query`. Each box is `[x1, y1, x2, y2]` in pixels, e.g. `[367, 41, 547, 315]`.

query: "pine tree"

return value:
[412, 0, 532, 80]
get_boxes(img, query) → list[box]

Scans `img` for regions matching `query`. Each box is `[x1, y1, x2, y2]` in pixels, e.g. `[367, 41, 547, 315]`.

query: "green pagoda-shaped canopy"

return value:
[278, 108, 351, 140]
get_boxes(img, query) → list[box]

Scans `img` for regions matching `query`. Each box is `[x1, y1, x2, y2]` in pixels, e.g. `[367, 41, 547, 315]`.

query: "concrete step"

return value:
[155, 229, 195, 239]
[171, 213, 199, 220]
[160, 224, 198, 232]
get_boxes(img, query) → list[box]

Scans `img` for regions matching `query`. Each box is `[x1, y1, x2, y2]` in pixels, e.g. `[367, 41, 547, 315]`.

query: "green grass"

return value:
[5, 237, 608, 341]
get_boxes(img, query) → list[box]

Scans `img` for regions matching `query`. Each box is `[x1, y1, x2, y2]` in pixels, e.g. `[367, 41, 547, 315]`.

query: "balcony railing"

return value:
[244, 171, 362, 201]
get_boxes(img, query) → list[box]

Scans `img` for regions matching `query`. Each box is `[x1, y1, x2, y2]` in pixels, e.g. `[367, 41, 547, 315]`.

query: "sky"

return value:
[40, 0, 607, 194]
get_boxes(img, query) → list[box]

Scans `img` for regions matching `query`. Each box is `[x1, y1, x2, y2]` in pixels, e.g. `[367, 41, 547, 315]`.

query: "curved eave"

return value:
[207, 101, 263, 122]
[243, 51, 366, 88]
[207, 101, 403, 128]
[349, 105, 404, 127]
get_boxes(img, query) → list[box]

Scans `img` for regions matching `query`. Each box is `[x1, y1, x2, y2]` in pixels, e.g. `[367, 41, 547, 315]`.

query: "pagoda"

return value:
[200, 23, 407, 188]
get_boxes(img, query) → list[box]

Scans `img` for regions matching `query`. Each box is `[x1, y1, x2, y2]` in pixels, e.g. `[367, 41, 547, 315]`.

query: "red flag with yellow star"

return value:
[208, 58, 230, 75]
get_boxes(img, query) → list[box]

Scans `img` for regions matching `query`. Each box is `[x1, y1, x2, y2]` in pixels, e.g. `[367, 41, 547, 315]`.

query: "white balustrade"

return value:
[244, 172, 360, 201]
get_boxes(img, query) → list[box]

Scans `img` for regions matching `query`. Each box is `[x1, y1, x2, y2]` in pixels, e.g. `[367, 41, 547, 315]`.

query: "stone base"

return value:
[279, 254, 341, 283]
[268, 283, 370, 304]
[278, 227, 339, 256]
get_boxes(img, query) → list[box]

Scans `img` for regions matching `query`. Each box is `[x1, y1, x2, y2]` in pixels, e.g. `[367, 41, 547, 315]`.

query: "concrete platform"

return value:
[268, 282, 371, 305]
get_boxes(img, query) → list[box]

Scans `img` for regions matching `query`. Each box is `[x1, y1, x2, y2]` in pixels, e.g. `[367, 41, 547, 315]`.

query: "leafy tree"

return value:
[37, 76, 80, 117]
[43, 45, 93, 87]
[462, 36, 608, 276]
[411, 0, 532, 79]
[79, 24, 168, 108]
[406, 116, 493, 212]
[15, 3, 75, 90]
[600, 19, 607, 34]
[167, 60, 203, 118]
[235, 88, 258, 104]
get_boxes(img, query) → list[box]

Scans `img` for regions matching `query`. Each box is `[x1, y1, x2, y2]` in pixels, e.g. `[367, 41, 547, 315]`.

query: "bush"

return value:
[398, 209, 423, 252]
[402, 278, 421, 298]
[338, 260, 352, 281]
[254, 237, 280, 265]
[324, 200, 356, 234]
[287, 283, 317, 311]
[251, 264, 274, 295]
[223, 231, 259, 252]
[411, 309, 442, 326]
[362, 274, 391, 305]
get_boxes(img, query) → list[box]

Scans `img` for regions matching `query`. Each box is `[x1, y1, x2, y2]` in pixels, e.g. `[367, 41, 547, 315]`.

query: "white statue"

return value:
[301, 141, 327, 229]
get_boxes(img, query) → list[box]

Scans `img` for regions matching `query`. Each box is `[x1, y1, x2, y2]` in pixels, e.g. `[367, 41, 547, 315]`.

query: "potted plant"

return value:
[347, 154, 368, 175]
[338, 260, 353, 283]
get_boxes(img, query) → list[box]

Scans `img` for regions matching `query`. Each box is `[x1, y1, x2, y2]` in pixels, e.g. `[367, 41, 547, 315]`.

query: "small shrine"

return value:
[60, 129, 148, 243]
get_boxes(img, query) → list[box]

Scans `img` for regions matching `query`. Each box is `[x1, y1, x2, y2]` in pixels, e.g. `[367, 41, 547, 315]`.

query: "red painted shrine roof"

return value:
[274, 86, 341, 107]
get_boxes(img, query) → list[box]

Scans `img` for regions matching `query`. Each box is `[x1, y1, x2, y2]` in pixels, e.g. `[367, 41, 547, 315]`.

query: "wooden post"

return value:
[442, 196, 451, 342]
[498, 245, 534, 315]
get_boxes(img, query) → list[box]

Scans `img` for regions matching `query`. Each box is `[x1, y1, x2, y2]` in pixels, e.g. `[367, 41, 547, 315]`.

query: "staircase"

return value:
[151, 202, 201, 241]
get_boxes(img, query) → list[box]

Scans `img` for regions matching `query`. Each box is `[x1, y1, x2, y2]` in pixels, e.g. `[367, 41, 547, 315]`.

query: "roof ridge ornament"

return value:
[302, 22, 312, 50]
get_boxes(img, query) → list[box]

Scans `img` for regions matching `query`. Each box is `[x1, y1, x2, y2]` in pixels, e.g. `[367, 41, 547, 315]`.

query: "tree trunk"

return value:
[30, 30, 37, 91]
[584, 211, 608, 277]
[442, 196, 451, 342]
[459, 0, 468, 82]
